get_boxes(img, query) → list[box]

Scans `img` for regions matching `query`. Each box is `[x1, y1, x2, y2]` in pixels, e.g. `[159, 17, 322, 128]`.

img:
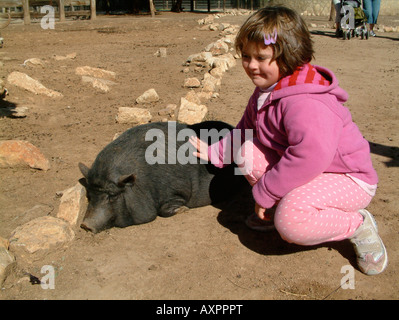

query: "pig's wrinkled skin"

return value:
[79, 121, 247, 233]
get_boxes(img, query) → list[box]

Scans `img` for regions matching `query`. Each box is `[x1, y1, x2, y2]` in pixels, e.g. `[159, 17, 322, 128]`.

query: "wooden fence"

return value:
[0, 0, 96, 23]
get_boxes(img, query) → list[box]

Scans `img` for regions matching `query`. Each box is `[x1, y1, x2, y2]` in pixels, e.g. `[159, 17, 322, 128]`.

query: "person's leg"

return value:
[371, 0, 381, 25]
[236, 138, 280, 231]
[274, 173, 369, 245]
[274, 173, 387, 275]
[236, 137, 280, 187]
[363, 0, 377, 35]
[335, 2, 342, 37]
[363, 0, 372, 23]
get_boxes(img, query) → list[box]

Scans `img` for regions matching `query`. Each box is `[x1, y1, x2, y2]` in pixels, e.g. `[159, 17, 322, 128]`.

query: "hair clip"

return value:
[264, 29, 278, 45]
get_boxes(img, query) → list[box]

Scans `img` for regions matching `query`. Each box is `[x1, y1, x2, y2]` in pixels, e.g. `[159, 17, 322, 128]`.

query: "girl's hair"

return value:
[235, 5, 314, 78]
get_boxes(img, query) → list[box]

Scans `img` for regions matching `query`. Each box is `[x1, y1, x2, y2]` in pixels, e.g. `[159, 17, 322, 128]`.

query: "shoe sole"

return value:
[245, 213, 275, 232]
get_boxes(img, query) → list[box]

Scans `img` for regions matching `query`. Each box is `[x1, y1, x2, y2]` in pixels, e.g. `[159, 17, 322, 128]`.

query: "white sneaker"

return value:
[350, 209, 388, 275]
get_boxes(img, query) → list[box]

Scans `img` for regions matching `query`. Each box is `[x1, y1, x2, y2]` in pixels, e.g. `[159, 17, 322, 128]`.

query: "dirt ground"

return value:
[0, 11, 398, 301]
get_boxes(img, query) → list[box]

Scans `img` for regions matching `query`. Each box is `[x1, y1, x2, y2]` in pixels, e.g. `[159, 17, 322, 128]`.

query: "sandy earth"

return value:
[0, 11, 398, 301]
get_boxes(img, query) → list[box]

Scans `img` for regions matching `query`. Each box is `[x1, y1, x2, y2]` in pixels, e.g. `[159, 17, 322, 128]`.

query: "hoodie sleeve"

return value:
[207, 90, 258, 168]
[252, 97, 344, 208]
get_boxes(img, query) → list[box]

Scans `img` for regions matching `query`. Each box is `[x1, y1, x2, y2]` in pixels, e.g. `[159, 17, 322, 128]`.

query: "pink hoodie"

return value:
[208, 64, 378, 209]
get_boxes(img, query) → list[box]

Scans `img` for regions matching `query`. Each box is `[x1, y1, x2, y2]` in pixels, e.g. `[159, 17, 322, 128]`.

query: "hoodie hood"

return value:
[269, 64, 348, 104]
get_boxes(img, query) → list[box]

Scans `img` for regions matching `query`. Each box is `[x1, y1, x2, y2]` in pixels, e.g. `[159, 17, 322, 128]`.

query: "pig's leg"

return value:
[159, 198, 189, 217]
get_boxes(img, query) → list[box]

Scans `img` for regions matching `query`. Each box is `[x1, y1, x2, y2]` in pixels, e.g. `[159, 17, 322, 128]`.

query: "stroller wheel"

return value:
[361, 29, 369, 40]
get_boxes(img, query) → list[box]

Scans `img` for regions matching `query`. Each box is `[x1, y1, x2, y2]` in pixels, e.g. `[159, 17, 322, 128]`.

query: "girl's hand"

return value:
[189, 136, 209, 162]
[255, 202, 269, 220]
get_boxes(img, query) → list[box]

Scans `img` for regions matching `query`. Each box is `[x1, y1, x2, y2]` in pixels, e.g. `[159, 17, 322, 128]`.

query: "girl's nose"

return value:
[248, 58, 258, 71]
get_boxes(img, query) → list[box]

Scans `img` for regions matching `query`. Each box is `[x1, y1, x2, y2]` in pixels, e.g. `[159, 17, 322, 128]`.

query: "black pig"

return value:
[78, 121, 247, 233]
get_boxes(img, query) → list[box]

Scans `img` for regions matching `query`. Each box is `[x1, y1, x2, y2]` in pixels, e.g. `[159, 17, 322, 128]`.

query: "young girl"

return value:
[189, 5, 387, 275]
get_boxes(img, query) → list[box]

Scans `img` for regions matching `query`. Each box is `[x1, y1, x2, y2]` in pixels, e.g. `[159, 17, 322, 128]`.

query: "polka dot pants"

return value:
[238, 138, 372, 246]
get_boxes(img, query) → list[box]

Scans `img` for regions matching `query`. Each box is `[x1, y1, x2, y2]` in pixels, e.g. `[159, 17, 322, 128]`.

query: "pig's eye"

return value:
[108, 194, 119, 202]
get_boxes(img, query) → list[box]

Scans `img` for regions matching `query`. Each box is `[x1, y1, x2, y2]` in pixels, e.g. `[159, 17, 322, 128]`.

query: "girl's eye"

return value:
[259, 55, 272, 61]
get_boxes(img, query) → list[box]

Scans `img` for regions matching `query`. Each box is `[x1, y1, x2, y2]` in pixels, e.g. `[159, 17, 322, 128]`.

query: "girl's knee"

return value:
[274, 220, 313, 246]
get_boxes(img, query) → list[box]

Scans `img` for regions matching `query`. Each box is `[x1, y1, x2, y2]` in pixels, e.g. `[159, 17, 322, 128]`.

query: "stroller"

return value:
[339, 0, 369, 40]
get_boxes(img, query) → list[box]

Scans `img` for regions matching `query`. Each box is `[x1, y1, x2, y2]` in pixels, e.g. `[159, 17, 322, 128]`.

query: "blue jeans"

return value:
[363, 0, 381, 24]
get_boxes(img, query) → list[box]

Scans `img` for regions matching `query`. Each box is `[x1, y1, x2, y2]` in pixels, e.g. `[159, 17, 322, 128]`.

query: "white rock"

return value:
[0, 79, 5, 95]
[177, 97, 207, 125]
[75, 66, 116, 81]
[202, 73, 221, 93]
[196, 91, 213, 103]
[210, 67, 225, 79]
[81, 75, 116, 92]
[116, 107, 152, 124]
[9, 216, 75, 261]
[187, 52, 213, 63]
[203, 15, 215, 25]
[0, 247, 15, 286]
[184, 91, 202, 104]
[0, 140, 50, 171]
[220, 35, 235, 46]
[0, 237, 9, 249]
[57, 183, 88, 227]
[7, 72, 63, 98]
[220, 25, 239, 35]
[219, 23, 230, 31]
[136, 88, 159, 104]
[53, 52, 77, 61]
[383, 26, 394, 32]
[209, 23, 220, 31]
[205, 40, 229, 56]
[155, 47, 167, 57]
[209, 53, 236, 70]
[183, 77, 201, 88]
[22, 58, 45, 68]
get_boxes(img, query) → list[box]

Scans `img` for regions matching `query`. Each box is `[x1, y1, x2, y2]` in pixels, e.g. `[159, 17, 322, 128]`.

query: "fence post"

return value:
[149, 0, 156, 17]
[59, 0, 65, 22]
[23, 0, 30, 25]
[90, 0, 96, 20]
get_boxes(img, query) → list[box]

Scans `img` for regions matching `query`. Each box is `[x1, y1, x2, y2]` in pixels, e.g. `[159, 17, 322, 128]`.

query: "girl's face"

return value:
[241, 42, 280, 90]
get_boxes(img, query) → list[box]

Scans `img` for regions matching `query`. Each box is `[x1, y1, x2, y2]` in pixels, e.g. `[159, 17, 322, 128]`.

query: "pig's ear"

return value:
[117, 174, 136, 187]
[78, 177, 88, 188]
[78, 162, 90, 179]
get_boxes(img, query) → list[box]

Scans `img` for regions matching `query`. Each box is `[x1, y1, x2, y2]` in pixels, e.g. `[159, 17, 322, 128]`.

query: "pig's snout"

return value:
[80, 206, 114, 234]
[80, 212, 102, 233]
[80, 221, 97, 233]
